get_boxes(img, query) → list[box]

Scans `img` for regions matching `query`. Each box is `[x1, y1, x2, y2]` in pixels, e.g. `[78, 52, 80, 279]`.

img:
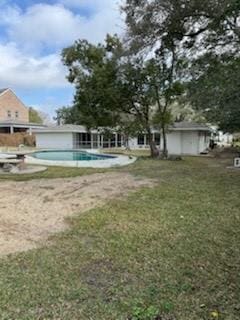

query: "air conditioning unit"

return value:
[234, 158, 240, 168]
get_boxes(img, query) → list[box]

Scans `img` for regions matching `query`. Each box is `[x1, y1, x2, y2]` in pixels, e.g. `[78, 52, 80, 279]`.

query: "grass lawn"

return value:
[0, 148, 148, 181]
[0, 165, 106, 181]
[0, 155, 239, 319]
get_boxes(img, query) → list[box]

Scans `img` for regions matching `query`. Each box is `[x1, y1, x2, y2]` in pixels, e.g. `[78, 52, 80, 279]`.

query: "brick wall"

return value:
[0, 89, 29, 122]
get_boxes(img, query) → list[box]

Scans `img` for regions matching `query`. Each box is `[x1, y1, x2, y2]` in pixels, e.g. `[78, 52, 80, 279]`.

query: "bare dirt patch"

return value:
[0, 172, 153, 256]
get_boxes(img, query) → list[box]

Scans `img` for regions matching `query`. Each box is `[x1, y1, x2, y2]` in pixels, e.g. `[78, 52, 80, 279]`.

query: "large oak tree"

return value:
[61, 35, 183, 157]
[123, 0, 240, 132]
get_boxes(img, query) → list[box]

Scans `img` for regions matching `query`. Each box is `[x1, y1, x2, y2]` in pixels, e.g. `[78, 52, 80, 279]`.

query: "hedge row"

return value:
[0, 133, 35, 147]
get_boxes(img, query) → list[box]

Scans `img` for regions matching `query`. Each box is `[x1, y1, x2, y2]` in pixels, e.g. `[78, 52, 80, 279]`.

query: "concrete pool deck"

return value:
[26, 150, 137, 168]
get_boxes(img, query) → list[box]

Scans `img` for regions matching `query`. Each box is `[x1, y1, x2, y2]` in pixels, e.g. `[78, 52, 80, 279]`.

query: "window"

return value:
[7, 110, 11, 118]
[76, 133, 91, 148]
[15, 111, 19, 119]
[138, 134, 145, 145]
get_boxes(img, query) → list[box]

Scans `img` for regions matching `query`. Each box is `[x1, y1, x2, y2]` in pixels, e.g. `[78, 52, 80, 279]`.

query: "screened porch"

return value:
[73, 132, 124, 149]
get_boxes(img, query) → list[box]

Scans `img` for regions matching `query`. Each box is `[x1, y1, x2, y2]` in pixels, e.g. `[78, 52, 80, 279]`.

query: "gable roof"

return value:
[0, 88, 29, 112]
[0, 88, 9, 95]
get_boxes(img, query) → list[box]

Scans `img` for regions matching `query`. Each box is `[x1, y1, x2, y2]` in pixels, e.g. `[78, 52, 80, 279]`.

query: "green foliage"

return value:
[61, 36, 123, 129]
[61, 0, 240, 151]
[152, 110, 173, 129]
[29, 107, 43, 124]
[188, 56, 240, 132]
[123, 0, 240, 133]
[131, 305, 160, 320]
[55, 106, 77, 125]
[62, 36, 184, 157]
[123, 0, 240, 55]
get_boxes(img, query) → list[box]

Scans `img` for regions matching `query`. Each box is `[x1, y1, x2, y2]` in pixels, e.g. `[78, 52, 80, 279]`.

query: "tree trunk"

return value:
[161, 126, 168, 159]
[148, 130, 159, 158]
[124, 135, 131, 151]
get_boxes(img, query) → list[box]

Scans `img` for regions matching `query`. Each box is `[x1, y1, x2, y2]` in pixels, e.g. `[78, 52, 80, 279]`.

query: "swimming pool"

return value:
[26, 149, 136, 168]
[31, 150, 116, 161]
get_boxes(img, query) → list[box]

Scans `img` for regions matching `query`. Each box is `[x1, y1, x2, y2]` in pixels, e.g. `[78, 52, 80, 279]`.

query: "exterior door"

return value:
[181, 132, 198, 155]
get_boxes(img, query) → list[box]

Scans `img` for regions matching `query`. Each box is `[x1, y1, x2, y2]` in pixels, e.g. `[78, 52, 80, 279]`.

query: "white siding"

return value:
[198, 132, 210, 153]
[35, 132, 73, 149]
[181, 131, 199, 155]
[165, 132, 182, 154]
[35, 129, 210, 155]
[129, 131, 202, 155]
[217, 131, 233, 145]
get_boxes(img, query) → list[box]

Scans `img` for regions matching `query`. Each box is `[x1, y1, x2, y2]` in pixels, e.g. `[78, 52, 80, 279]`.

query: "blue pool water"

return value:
[31, 150, 116, 161]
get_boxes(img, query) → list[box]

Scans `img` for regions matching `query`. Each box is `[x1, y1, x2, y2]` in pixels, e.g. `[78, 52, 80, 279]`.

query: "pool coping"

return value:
[25, 149, 137, 168]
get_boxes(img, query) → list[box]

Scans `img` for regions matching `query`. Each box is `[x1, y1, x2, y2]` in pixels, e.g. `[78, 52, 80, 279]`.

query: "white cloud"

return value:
[0, 1, 123, 90]
[1, 2, 122, 51]
[5, 4, 86, 51]
[0, 42, 68, 89]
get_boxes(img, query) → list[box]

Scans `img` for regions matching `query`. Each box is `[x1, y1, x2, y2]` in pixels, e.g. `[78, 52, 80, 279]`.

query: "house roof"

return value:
[0, 88, 9, 95]
[33, 124, 93, 133]
[0, 120, 46, 128]
[0, 119, 42, 125]
[170, 121, 211, 131]
[33, 122, 211, 134]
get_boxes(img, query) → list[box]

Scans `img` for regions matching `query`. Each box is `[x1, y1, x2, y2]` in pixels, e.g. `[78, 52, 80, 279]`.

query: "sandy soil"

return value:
[0, 172, 153, 256]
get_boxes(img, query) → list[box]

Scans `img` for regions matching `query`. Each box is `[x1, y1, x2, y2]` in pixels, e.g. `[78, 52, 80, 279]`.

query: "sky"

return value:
[0, 0, 122, 119]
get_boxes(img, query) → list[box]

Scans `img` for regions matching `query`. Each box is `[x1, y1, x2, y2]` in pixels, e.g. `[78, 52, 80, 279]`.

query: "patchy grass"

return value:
[0, 165, 106, 181]
[103, 148, 151, 157]
[0, 156, 239, 319]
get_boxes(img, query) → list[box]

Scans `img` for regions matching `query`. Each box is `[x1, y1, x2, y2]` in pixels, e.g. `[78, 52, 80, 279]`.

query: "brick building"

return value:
[0, 88, 45, 134]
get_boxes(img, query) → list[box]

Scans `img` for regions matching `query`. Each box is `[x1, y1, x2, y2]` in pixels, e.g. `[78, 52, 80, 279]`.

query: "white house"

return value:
[210, 125, 233, 147]
[216, 131, 233, 146]
[33, 122, 211, 155]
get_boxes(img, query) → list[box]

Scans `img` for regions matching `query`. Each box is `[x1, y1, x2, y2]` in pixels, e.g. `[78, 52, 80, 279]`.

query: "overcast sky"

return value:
[0, 0, 122, 118]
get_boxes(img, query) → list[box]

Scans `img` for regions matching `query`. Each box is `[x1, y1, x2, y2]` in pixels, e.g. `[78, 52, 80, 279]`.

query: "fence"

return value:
[0, 133, 35, 147]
